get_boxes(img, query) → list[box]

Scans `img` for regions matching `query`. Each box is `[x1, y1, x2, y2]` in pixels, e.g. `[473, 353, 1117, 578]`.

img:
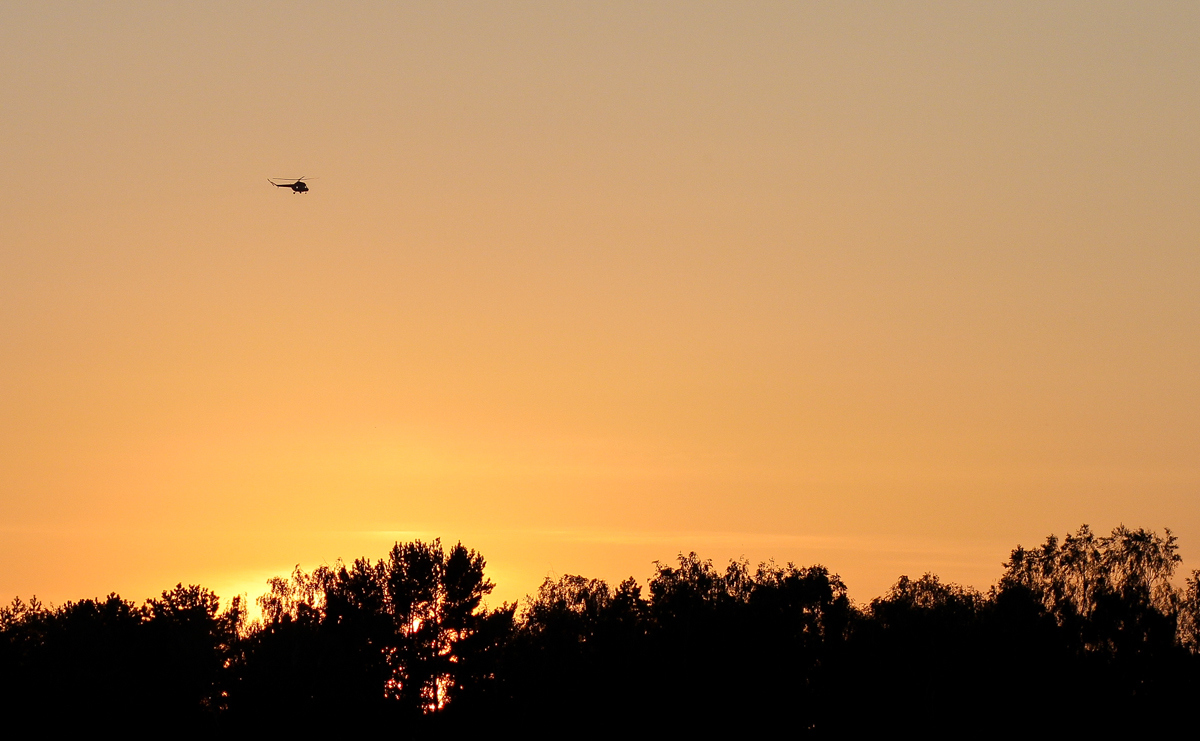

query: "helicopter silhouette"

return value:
[268, 177, 311, 193]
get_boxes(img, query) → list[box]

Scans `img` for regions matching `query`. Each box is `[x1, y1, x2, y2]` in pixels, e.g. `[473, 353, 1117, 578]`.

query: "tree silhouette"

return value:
[0, 587, 240, 727]
[4, 527, 1200, 730]
[145, 584, 242, 719]
[229, 539, 511, 730]
[498, 573, 648, 728]
[1180, 569, 1200, 652]
[1000, 525, 1181, 646]
[993, 524, 1194, 728]
[383, 539, 502, 713]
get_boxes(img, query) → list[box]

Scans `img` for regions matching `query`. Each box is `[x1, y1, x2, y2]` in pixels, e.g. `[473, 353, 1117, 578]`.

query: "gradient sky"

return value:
[3, 1, 1199, 608]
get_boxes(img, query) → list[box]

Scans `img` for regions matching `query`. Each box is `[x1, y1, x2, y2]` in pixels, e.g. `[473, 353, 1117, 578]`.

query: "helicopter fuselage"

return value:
[269, 178, 309, 193]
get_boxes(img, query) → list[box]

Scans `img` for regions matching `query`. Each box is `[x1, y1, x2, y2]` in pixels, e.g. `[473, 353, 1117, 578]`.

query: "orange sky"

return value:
[2, 2, 1199, 608]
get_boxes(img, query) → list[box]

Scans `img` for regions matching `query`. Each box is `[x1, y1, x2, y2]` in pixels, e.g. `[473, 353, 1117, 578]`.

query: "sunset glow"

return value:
[2, 2, 1198, 608]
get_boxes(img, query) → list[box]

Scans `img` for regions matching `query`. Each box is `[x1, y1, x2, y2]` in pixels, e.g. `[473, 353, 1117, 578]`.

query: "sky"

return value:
[2, 1, 1199, 609]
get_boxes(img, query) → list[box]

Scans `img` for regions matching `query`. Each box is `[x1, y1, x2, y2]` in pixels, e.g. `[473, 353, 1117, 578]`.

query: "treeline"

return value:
[3, 525, 1199, 732]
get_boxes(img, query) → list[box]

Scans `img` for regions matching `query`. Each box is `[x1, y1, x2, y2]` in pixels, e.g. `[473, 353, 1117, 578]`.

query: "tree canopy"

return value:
[3, 527, 1199, 732]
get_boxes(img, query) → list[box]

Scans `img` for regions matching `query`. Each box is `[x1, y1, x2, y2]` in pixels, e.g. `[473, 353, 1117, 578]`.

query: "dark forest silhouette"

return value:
[3, 525, 1199, 732]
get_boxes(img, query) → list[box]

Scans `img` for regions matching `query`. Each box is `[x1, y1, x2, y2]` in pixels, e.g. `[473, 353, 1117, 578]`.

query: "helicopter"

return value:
[268, 177, 312, 193]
